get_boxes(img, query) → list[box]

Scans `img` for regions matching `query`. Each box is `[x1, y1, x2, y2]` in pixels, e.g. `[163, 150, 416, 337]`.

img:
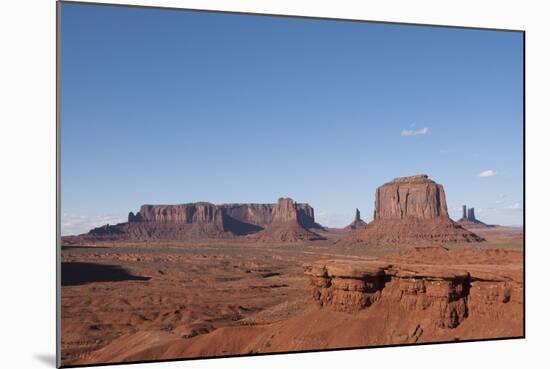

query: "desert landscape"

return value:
[60, 174, 524, 366]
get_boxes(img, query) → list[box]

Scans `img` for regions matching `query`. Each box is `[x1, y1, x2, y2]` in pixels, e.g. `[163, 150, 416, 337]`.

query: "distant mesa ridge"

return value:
[70, 197, 324, 242]
[63, 174, 486, 245]
[348, 174, 485, 244]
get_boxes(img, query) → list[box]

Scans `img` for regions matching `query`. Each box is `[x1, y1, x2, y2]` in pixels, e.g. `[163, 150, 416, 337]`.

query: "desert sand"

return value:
[60, 226, 523, 366]
[60, 175, 523, 366]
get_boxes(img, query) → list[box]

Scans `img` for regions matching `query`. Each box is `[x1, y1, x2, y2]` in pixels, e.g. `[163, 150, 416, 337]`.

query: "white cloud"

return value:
[61, 214, 126, 236]
[401, 127, 429, 137]
[505, 202, 522, 210]
[478, 169, 497, 177]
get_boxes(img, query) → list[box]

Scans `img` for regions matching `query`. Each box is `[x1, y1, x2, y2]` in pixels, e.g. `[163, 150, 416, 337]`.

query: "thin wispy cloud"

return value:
[401, 127, 429, 137]
[61, 213, 126, 236]
[461, 201, 522, 216]
[505, 202, 522, 210]
[478, 169, 497, 177]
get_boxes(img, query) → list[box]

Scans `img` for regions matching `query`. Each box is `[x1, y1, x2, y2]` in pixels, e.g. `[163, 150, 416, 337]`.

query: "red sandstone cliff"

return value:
[305, 248, 522, 333]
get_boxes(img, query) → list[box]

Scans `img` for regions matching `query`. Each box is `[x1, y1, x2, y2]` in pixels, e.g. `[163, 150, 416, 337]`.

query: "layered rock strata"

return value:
[305, 253, 521, 330]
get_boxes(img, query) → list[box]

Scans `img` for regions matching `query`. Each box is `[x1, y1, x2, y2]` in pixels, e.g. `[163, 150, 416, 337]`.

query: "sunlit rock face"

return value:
[349, 175, 484, 245]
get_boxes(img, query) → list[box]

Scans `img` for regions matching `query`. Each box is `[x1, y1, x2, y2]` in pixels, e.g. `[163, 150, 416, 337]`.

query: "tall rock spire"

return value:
[345, 208, 367, 230]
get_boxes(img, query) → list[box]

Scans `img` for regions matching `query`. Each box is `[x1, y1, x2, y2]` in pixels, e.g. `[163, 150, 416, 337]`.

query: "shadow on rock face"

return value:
[61, 262, 151, 286]
[222, 215, 264, 235]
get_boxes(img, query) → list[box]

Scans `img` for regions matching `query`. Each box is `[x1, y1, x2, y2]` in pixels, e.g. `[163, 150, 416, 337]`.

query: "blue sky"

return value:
[60, 3, 523, 235]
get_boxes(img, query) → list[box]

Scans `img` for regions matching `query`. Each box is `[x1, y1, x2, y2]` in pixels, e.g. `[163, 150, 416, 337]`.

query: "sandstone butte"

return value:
[63, 197, 324, 243]
[345, 208, 367, 230]
[248, 198, 326, 242]
[347, 174, 484, 245]
[456, 204, 494, 229]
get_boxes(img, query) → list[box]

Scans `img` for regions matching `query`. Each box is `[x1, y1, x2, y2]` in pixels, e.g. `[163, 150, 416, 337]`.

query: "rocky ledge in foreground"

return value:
[305, 248, 522, 330]
[347, 174, 484, 245]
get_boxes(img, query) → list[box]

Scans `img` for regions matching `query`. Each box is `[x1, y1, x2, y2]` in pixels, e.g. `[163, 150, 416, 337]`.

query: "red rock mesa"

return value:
[348, 174, 484, 245]
[62, 198, 323, 243]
